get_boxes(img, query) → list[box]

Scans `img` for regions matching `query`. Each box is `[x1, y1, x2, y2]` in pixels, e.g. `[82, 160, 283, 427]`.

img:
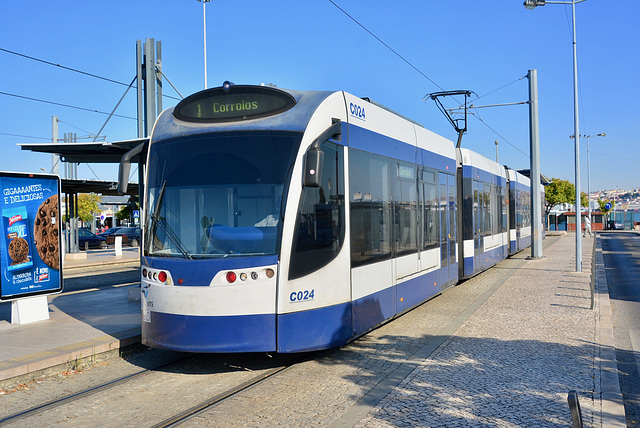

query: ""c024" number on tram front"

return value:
[289, 289, 315, 302]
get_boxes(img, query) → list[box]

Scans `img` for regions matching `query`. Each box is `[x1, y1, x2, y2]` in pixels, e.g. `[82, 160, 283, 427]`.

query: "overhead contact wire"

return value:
[327, 0, 444, 91]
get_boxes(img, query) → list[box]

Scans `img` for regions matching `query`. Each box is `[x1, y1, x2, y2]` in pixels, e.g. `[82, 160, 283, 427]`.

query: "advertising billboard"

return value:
[1, 172, 63, 300]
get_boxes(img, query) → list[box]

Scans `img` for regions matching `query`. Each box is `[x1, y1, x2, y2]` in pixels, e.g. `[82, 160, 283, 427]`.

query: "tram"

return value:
[121, 82, 541, 353]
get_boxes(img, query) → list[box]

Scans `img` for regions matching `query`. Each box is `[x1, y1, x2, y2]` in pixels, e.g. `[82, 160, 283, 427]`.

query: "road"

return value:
[63, 262, 139, 292]
[601, 231, 640, 427]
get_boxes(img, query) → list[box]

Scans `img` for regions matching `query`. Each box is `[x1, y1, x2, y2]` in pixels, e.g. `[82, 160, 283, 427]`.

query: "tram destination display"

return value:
[1, 172, 63, 301]
[173, 84, 296, 123]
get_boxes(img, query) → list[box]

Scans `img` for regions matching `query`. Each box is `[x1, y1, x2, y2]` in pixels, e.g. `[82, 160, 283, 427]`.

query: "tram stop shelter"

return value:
[19, 139, 147, 253]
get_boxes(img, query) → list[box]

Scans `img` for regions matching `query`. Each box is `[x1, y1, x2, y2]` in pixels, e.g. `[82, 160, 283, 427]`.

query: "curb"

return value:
[63, 258, 139, 273]
[0, 328, 141, 388]
[595, 235, 627, 427]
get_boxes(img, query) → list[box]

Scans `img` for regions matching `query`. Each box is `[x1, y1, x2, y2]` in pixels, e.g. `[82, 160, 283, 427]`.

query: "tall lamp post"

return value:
[584, 133, 606, 227]
[197, 0, 212, 89]
[570, 132, 605, 230]
[524, 0, 587, 272]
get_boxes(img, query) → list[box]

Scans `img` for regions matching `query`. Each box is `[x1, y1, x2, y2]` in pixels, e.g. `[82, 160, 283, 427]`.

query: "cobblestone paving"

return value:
[356, 236, 597, 427]
[183, 236, 597, 427]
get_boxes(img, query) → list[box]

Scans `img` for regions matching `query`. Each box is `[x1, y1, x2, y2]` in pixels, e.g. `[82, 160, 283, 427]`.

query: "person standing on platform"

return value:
[583, 215, 592, 237]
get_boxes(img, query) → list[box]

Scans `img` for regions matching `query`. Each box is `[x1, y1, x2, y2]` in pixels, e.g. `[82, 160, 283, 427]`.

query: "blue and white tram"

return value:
[131, 82, 536, 354]
[506, 168, 532, 255]
[136, 83, 462, 353]
[458, 148, 509, 278]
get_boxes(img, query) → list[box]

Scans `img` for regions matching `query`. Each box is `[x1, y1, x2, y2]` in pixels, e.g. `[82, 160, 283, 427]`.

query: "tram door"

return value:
[439, 173, 457, 288]
[473, 181, 483, 257]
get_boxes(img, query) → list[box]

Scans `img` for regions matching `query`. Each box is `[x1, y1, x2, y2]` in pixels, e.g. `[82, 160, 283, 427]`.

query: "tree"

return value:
[544, 178, 574, 217]
[598, 199, 615, 226]
[580, 192, 589, 210]
[115, 195, 140, 224]
[77, 193, 101, 224]
[544, 178, 588, 217]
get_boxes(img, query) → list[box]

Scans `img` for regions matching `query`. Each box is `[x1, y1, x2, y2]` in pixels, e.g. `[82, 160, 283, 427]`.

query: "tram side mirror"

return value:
[118, 162, 131, 194]
[303, 148, 324, 188]
[303, 119, 341, 188]
[117, 140, 149, 195]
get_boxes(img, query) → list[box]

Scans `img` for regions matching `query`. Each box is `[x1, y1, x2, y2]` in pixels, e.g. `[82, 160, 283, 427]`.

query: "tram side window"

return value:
[394, 162, 418, 257]
[448, 174, 456, 259]
[483, 183, 492, 237]
[491, 184, 499, 236]
[422, 170, 439, 250]
[289, 141, 345, 280]
[473, 181, 482, 253]
[501, 186, 508, 233]
[350, 149, 392, 268]
[523, 190, 531, 228]
[516, 189, 524, 230]
[509, 187, 516, 231]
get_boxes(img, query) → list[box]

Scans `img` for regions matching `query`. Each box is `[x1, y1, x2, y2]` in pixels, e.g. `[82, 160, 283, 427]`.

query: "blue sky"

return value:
[1, 0, 638, 192]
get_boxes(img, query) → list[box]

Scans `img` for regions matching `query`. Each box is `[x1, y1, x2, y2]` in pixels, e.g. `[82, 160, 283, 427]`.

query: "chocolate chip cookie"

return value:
[33, 195, 60, 270]
[8, 236, 30, 264]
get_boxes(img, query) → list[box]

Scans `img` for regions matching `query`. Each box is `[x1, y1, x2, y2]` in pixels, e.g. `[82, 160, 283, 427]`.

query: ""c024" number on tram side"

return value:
[349, 103, 366, 121]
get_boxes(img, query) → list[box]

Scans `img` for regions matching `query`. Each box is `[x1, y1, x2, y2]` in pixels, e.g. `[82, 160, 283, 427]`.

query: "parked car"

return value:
[114, 227, 141, 247]
[72, 229, 107, 249]
[97, 227, 124, 238]
[606, 220, 624, 230]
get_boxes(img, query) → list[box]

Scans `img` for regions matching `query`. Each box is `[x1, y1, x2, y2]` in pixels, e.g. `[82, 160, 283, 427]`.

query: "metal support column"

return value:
[136, 40, 144, 139]
[51, 116, 60, 175]
[156, 40, 163, 114]
[144, 38, 156, 137]
[529, 69, 543, 258]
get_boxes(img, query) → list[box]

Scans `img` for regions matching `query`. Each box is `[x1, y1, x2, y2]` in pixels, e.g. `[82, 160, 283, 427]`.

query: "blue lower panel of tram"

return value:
[397, 269, 441, 313]
[277, 302, 352, 353]
[144, 312, 276, 352]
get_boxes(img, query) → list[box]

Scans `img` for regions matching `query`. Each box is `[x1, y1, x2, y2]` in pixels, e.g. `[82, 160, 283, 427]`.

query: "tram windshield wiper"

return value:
[148, 181, 193, 260]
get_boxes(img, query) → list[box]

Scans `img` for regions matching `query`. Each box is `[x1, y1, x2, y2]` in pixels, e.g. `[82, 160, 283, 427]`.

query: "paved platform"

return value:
[0, 235, 629, 426]
[345, 234, 627, 428]
[0, 247, 141, 385]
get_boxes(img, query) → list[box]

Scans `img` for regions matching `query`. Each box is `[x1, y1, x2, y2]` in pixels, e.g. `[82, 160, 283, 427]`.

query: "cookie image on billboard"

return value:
[33, 195, 60, 270]
[8, 237, 30, 265]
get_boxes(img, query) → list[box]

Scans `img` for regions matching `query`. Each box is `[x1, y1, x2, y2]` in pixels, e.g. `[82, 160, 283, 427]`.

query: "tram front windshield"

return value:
[144, 131, 301, 258]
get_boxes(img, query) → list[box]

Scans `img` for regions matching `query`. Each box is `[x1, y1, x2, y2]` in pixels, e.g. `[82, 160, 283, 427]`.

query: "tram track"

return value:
[153, 352, 317, 428]
[0, 348, 316, 427]
[0, 352, 191, 426]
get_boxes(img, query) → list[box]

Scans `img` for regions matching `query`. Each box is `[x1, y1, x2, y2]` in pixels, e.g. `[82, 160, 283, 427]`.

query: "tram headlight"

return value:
[265, 269, 275, 279]
[239, 272, 248, 281]
[251, 272, 259, 280]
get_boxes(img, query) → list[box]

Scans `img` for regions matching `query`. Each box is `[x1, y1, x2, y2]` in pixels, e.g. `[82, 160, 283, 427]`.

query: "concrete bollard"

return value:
[115, 236, 123, 257]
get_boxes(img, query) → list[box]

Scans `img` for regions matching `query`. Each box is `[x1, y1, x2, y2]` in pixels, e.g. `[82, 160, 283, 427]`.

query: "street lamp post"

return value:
[584, 133, 606, 227]
[197, 0, 212, 89]
[570, 132, 605, 232]
[524, 0, 587, 272]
